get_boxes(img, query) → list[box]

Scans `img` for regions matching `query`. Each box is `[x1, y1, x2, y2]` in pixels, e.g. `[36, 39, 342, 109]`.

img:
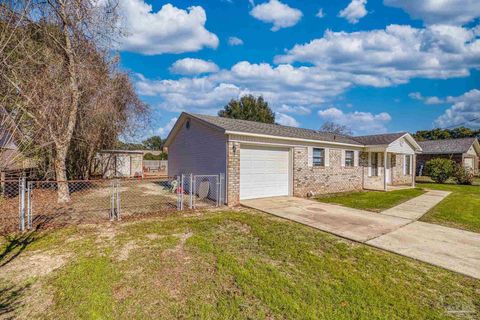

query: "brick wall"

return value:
[392, 154, 414, 185]
[293, 147, 363, 197]
[227, 141, 240, 206]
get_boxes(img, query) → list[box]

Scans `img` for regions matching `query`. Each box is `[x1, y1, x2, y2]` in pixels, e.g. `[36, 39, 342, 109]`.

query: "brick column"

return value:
[227, 141, 240, 206]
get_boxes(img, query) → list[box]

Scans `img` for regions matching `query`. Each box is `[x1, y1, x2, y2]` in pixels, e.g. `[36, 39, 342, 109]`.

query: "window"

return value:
[313, 148, 325, 166]
[405, 155, 411, 175]
[345, 150, 354, 167]
[371, 152, 378, 176]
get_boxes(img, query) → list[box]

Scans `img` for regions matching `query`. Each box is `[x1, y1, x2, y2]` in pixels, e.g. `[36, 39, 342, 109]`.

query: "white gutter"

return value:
[224, 130, 363, 148]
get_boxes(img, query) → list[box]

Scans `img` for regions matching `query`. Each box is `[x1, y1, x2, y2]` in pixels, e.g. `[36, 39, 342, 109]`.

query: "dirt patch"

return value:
[145, 233, 163, 240]
[95, 226, 117, 244]
[116, 241, 139, 262]
[0, 251, 71, 283]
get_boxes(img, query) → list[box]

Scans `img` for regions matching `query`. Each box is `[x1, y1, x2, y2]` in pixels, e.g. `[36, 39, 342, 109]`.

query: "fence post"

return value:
[116, 180, 121, 221]
[27, 182, 32, 230]
[180, 174, 185, 211]
[18, 177, 25, 232]
[110, 180, 115, 221]
[189, 173, 193, 209]
[193, 175, 196, 209]
[176, 175, 182, 211]
[219, 173, 224, 206]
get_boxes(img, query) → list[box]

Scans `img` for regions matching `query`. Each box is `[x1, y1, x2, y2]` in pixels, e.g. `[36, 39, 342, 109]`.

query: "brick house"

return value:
[164, 113, 422, 206]
[416, 137, 480, 176]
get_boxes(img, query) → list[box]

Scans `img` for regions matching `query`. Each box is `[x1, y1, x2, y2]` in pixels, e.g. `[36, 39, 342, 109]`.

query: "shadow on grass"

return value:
[0, 215, 58, 267]
[0, 284, 30, 317]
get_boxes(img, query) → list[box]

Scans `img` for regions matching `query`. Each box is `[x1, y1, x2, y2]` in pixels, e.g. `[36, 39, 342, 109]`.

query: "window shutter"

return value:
[324, 148, 330, 167]
[368, 152, 372, 176]
[307, 147, 313, 167]
[341, 150, 346, 167]
[354, 150, 359, 167]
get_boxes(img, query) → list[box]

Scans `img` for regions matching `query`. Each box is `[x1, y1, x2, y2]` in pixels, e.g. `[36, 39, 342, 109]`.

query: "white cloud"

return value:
[250, 0, 303, 31]
[276, 24, 480, 86]
[339, 0, 368, 24]
[135, 24, 479, 117]
[277, 104, 311, 115]
[276, 113, 300, 127]
[228, 36, 244, 46]
[318, 107, 391, 134]
[316, 8, 325, 18]
[408, 92, 445, 105]
[157, 117, 178, 137]
[118, 1, 219, 55]
[170, 58, 219, 75]
[435, 89, 480, 128]
[384, 0, 480, 26]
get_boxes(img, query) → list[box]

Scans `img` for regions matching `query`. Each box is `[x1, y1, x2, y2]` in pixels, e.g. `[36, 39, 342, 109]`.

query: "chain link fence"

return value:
[0, 173, 224, 233]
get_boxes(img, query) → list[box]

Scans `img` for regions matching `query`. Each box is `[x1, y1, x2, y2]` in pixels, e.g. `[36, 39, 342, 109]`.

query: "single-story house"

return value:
[164, 113, 422, 206]
[417, 137, 480, 175]
[94, 150, 144, 178]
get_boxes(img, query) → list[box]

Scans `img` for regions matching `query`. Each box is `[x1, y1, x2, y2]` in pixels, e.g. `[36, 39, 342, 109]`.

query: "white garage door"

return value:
[464, 157, 474, 170]
[240, 146, 290, 200]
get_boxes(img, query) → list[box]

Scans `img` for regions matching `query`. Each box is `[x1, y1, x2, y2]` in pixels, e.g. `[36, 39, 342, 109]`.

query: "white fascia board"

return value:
[225, 131, 363, 148]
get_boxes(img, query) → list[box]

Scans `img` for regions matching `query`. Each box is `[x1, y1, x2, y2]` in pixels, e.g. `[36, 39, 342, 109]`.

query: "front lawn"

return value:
[316, 188, 425, 212]
[418, 182, 480, 233]
[1, 210, 478, 319]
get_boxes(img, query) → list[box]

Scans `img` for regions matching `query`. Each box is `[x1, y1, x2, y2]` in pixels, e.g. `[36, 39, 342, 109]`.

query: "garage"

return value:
[240, 145, 291, 200]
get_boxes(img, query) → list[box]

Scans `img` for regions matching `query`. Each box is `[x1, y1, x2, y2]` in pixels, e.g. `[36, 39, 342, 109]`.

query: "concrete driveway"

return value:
[242, 196, 480, 279]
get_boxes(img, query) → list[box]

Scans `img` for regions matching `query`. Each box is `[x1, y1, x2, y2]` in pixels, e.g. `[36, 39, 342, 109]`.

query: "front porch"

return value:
[362, 149, 417, 192]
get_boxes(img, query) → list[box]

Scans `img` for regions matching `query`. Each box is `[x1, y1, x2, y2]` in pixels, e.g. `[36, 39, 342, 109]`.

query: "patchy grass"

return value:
[418, 182, 480, 233]
[1, 210, 479, 319]
[315, 188, 425, 212]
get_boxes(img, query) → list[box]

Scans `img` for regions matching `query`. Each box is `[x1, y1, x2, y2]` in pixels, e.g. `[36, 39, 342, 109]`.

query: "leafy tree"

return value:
[144, 152, 167, 160]
[452, 164, 474, 185]
[425, 158, 455, 183]
[413, 127, 479, 141]
[319, 121, 353, 136]
[218, 95, 275, 124]
[142, 136, 163, 150]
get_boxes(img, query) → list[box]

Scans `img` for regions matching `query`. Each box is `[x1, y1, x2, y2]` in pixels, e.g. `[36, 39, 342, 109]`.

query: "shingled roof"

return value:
[418, 137, 479, 154]
[353, 132, 408, 145]
[187, 113, 363, 145]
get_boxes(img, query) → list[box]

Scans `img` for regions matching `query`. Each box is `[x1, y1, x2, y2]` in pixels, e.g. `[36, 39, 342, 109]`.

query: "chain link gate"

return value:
[178, 173, 224, 210]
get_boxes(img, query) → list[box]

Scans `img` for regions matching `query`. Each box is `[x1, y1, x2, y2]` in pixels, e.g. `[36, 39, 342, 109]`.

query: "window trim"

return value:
[345, 150, 355, 167]
[312, 148, 325, 167]
[371, 152, 379, 176]
[405, 154, 412, 175]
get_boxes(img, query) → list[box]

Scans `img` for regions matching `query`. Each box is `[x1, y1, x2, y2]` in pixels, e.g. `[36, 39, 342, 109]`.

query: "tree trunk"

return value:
[54, 1, 80, 203]
[54, 144, 70, 203]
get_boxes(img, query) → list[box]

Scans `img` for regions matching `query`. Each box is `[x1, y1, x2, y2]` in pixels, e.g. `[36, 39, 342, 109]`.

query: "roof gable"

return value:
[418, 137, 478, 154]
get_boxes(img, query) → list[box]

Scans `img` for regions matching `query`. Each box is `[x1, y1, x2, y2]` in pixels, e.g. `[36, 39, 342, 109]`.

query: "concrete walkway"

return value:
[242, 192, 480, 279]
[381, 189, 451, 220]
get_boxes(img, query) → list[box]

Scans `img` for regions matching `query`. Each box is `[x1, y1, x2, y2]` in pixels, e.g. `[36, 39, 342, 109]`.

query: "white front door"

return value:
[385, 153, 392, 184]
[240, 146, 290, 200]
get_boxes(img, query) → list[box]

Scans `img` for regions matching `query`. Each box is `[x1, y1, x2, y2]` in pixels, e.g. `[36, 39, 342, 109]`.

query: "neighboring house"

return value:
[0, 127, 37, 181]
[417, 137, 480, 175]
[95, 150, 144, 178]
[164, 113, 422, 206]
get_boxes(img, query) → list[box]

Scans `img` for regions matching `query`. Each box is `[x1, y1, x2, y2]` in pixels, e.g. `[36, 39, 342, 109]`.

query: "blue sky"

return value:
[116, 0, 480, 139]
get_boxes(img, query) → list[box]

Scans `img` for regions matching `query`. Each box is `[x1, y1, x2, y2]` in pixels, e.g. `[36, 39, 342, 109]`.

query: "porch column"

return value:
[384, 151, 388, 191]
[412, 154, 416, 188]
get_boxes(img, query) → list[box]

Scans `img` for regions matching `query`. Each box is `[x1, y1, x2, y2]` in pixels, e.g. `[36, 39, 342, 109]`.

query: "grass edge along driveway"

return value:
[315, 188, 425, 213]
[418, 182, 480, 233]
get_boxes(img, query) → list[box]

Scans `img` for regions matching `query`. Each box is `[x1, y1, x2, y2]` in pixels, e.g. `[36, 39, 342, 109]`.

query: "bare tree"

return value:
[319, 121, 353, 136]
[0, 1, 147, 202]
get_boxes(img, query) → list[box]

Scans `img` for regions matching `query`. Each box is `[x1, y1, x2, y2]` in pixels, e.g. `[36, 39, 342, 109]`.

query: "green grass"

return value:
[418, 182, 480, 233]
[315, 188, 425, 212]
[1, 210, 479, 319]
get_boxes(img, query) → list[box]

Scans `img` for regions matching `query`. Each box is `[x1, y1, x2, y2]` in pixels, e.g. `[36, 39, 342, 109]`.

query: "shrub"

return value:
[452, 164, 474, 185]
[425, 158, 455, 183]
